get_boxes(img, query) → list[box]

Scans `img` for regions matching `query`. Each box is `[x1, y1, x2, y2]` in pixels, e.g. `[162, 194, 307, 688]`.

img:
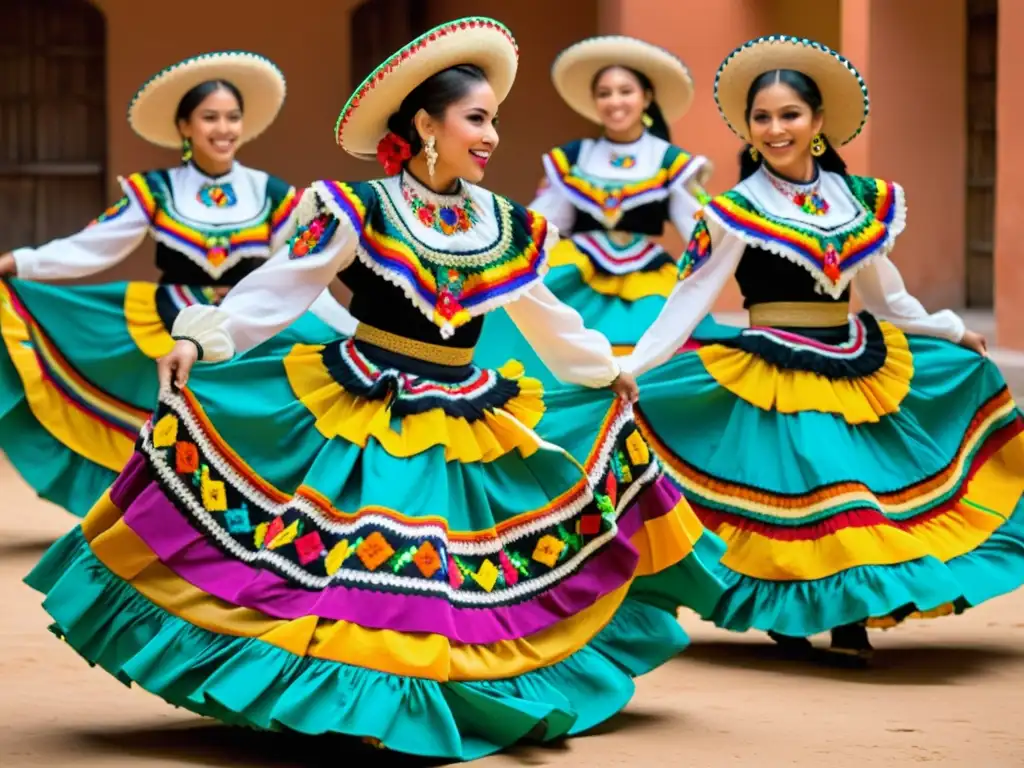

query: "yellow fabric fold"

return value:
[284, 344, 546, 463]
[696, 321, 914, 424]
[549, 239, 677, 301]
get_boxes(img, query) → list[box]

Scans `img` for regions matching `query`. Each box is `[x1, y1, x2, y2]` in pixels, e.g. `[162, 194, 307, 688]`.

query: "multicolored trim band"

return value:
[123, 171, 277, 279]
[0, 281, 148, 472]
[704, 174, 906, 298]
[542, 144, 697, 226]
[140, 389, 659, 607]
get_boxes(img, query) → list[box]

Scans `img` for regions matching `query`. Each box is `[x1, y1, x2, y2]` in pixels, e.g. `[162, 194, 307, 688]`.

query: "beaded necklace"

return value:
[401, 173, 478, 236]
[766, 170, 830, 216]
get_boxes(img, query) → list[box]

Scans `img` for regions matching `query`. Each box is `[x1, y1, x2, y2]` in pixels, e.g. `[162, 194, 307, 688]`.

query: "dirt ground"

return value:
[1, 457, 1022, 767]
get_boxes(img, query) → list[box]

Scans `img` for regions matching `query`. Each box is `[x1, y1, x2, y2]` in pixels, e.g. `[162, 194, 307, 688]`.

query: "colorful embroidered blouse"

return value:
[531, 132, 710, 276]
[171, 171, 621, 388]
[622, 165, 967, 377]
[12, 162, 301, 285]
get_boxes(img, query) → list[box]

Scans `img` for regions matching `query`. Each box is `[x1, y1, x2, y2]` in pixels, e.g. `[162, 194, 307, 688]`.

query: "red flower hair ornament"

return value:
[377, 132, 413, 176]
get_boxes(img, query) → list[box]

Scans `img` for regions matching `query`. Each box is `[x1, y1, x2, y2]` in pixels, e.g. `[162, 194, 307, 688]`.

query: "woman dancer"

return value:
[619, 36, 1024, 664]
[476, 35, 735, 386]
[27, 18, 725, 759]
[0, 51, 353, 516]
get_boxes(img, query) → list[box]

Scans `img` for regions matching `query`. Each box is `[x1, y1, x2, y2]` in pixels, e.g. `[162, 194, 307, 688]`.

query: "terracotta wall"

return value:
[841, 0, 967, 310]
[994, 0, 1024, 349]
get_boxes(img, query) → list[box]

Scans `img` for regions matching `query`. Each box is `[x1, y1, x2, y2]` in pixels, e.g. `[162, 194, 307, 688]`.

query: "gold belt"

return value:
[353, 323, 474, 367]
[748, 301, 850, 328]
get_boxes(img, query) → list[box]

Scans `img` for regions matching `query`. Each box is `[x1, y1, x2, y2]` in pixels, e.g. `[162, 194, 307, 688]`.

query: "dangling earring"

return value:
[748, 145, 760, 162]
[642, 112, 654, 128]
[181, 137, 193, 165]
[424, 135, 438, 179]
[810, 133, 826, 157]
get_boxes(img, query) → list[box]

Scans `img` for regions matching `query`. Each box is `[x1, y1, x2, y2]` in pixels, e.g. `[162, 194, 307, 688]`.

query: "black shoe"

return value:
[767, 630, 814, 658]
[821, 623, 873, 668]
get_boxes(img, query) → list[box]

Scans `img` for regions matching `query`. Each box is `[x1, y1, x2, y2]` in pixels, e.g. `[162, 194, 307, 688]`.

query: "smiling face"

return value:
[747, 81, 824, 179]
[592, 66, 649, 138]
[418, 79, 499, 185]
[176, 87, 242, 172]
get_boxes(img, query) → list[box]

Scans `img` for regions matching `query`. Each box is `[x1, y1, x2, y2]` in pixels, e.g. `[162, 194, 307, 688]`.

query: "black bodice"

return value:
[342, 258, 483, 350]
[735, 245, 850, 308]
[571, 201, 669, 238]
[155, 242, 263, 286]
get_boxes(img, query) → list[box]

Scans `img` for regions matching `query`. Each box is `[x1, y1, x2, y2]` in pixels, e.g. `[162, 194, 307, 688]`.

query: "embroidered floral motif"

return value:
[197, 182, 238, 208]
[401, 176, 477, 235]
[89, 196, 130, 227]
[435, 267, 466, 321]
[290, 213, 338, 259]
[679, 215, 712, 280]
[146, 394, 655, 605]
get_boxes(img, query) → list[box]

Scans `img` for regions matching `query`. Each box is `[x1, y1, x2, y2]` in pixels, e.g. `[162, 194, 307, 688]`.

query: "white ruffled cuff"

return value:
[170, 305, 235, 362]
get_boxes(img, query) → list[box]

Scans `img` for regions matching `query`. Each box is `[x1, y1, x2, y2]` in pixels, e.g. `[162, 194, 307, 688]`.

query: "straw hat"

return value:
[335, 17, 519, 159]
[714, 35, 869, 146]
[551, 36, 695, 124]
[128, 51, 286, 149]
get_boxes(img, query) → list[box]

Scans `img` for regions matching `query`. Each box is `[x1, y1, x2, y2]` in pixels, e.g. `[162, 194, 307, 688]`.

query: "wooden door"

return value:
[0, 0, 106, 253]
[350, 0, 430, 88]
[965, 0, 997, 307]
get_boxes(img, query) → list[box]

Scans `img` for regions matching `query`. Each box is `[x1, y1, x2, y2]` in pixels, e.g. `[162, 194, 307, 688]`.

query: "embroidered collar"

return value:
[313, 179, 555, 338]
[121, 168, 297, 279]
[400, 170, 478, 235]
[542, 138, 698, 227]
[704, 169, 906, 298]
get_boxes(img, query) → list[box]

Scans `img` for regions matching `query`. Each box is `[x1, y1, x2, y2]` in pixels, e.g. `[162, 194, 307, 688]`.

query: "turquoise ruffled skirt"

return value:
[0, 278, 340, 516]
[620, 312, 1024, 636]
[26, 330, 726, 759]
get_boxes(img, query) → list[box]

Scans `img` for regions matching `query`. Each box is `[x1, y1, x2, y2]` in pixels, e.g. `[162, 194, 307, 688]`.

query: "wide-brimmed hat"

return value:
[128, 51, 286, 149]
[336, 17, 519, 160]
[714, 35, 869, 146]
[551, 36, 695, 124]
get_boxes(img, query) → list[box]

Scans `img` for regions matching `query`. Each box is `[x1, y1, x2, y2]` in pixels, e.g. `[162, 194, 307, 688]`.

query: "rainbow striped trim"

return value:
[270, 186, 301, 237]
[121, 171, 282, 279]
[0, 283, 149, 450]
[543, 145, 696, 225]
[640, 388, 1020, 524]
[705, 175, 905, 297]
[314, 180, 550, 332]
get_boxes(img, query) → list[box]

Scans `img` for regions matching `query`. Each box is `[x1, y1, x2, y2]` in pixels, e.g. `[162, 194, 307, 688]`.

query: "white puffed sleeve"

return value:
[171, 194, 358, 361]
[667, 155, 713, 244]
[528, 178, 576, 234]
[854, 255, 966, 342]
[622, 221, 744, 378]
[502, 283, 620, 388]
[12, 189, 150, 280]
